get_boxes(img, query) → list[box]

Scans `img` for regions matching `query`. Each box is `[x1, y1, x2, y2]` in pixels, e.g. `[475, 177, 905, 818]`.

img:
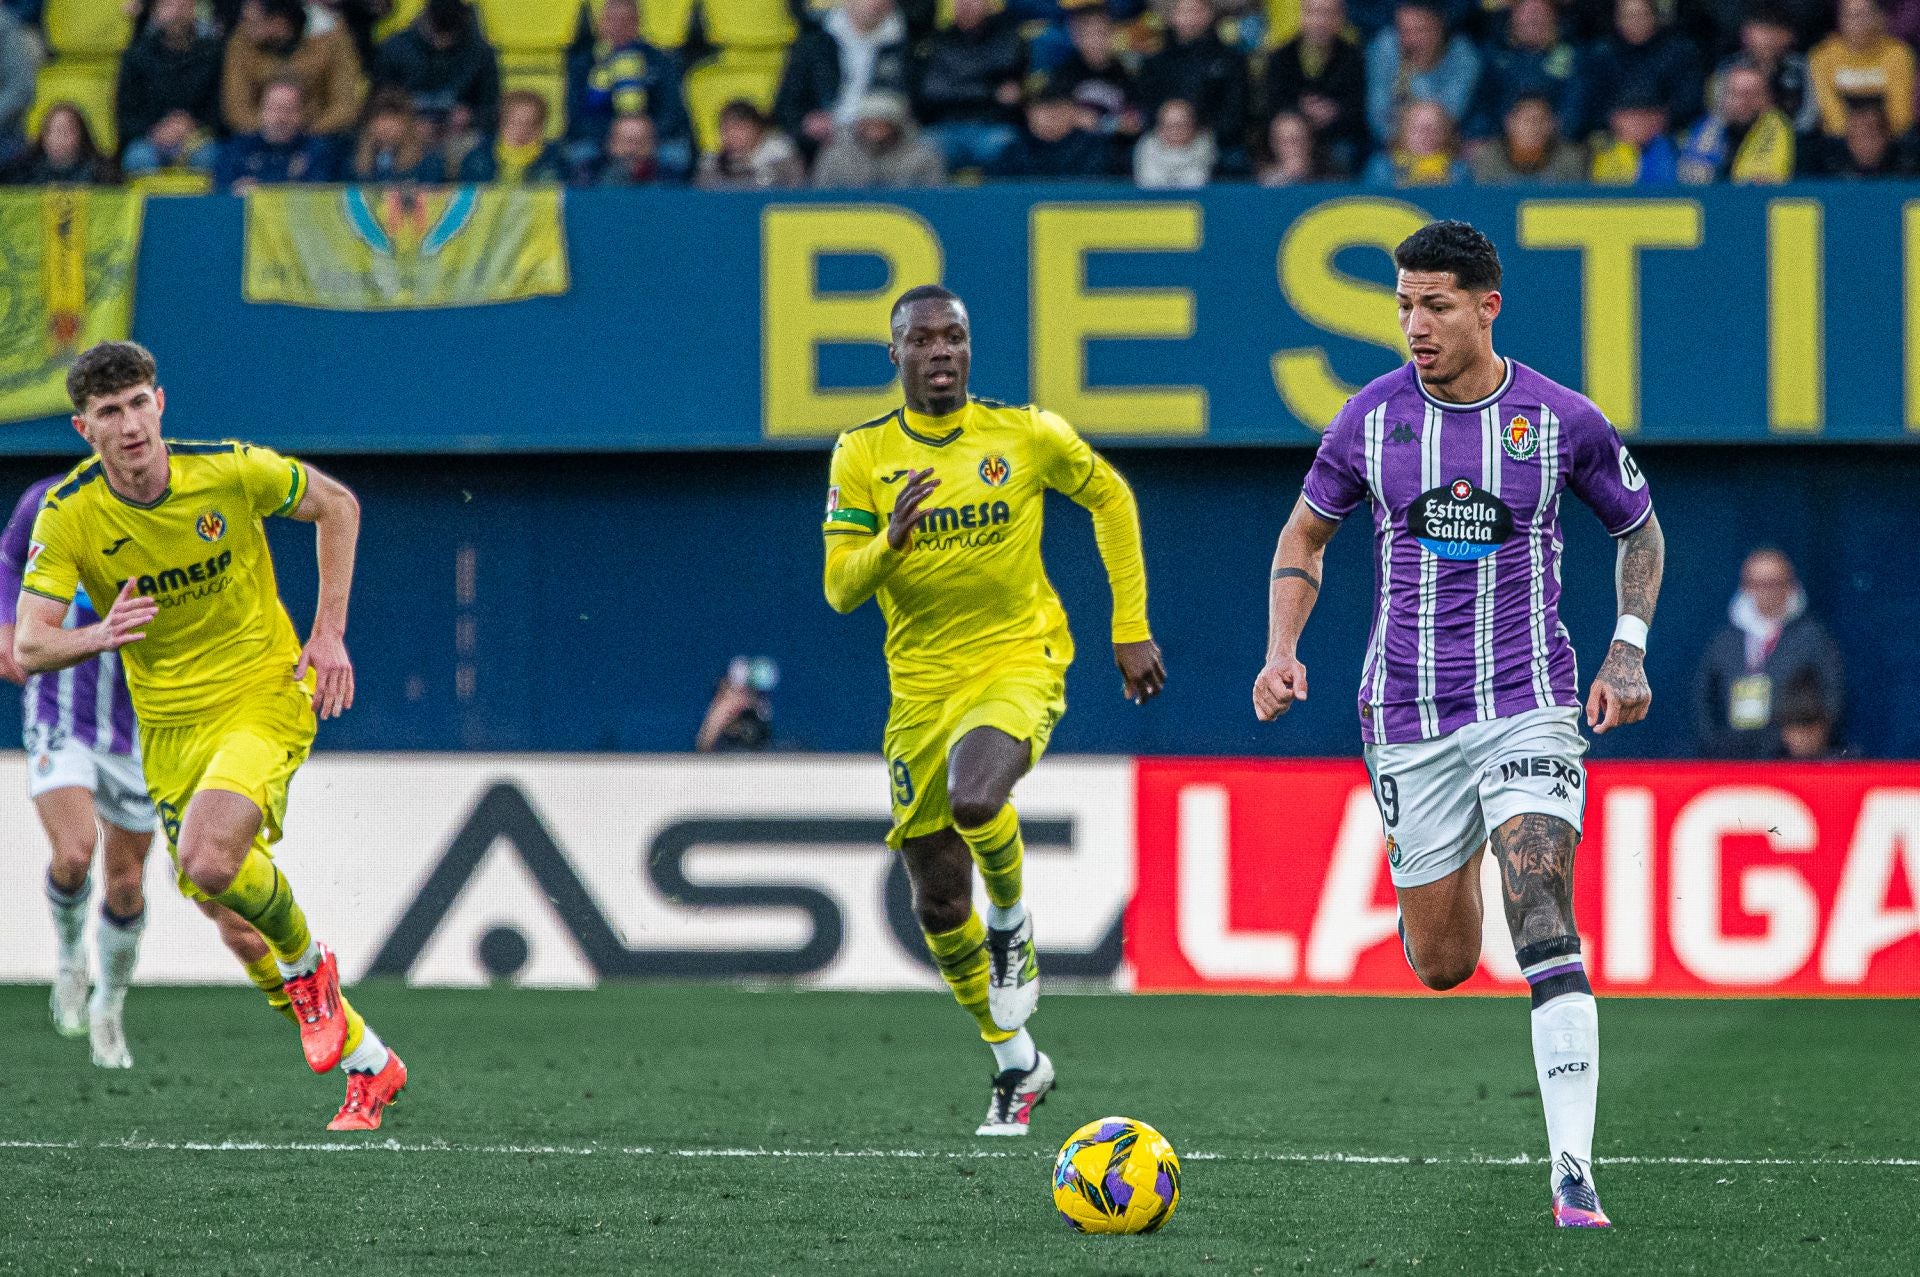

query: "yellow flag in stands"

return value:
[0, 189, 144, 425]
[244, 186, 570, 310]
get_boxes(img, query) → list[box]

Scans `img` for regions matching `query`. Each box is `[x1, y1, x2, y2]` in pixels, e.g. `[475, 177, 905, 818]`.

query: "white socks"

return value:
[989, 1028, 1037, 1074]
[1531, 991, 1600, 1190]
[986, 899, 1027, 932]
[341, 1024, 391, 1075]
[276, 940, 322, 981]
[47, 873, 89, 966]
[95, 906, 146, 995]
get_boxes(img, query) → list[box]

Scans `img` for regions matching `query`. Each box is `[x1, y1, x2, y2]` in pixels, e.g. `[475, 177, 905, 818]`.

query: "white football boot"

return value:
[51, 963, 90, 1038]
[976, 1051, 1054, 1136]
[88, 988, 132, 1069]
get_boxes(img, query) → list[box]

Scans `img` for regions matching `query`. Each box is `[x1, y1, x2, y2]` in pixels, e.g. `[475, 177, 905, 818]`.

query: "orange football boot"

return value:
[282, 945, 348, 1073]
[327, 1051, 408, 1132]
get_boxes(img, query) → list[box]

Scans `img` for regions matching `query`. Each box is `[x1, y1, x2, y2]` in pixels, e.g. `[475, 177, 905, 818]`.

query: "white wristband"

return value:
[1613, 615, 1649, 652]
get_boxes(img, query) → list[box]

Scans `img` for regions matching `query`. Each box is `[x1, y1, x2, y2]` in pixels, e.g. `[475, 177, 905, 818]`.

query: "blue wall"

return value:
[2, 446, 1912, 758]
[8, 186, 1920, 449]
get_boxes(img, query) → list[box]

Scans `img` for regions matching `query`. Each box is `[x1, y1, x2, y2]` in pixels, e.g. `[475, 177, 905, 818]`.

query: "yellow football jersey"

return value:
[822, 399, 1149, 699]
[24, 440, 310, 725]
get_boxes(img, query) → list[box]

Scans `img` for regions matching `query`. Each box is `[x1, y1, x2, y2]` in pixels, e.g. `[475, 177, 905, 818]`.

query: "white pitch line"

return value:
[0, 1140, 1915, 1168]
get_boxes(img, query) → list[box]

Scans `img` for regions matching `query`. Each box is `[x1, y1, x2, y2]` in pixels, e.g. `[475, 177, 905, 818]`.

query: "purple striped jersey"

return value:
[1301, 360, 1653, 746]
[0, 476, 138, 755]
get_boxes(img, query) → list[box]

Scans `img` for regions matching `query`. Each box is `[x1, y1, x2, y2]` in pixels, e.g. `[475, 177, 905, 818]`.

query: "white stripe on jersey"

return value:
[1473, 406, 1500, 721]
[1416, 401, 1442, 738]
[1529, 405, 1560, 708]
[94, 649, 117, 747]
[1363, 404, 1391, 729]
[54, 664, 75, 742]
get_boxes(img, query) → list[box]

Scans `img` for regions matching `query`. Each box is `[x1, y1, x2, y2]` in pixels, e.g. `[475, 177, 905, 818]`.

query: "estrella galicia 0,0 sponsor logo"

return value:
[1409, 480, 1514, 561]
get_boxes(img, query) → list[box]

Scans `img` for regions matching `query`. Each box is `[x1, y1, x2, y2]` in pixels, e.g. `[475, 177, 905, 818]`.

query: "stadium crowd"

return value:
[0, 0, 1917, 190]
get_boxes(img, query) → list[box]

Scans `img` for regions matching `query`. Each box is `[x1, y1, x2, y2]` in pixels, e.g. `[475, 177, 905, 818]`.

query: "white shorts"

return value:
[1362, 706, 1588, 889]
[26, 730, 156, 834]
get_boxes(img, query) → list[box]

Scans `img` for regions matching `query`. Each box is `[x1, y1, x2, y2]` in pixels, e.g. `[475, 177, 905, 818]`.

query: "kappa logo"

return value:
[1386, 421, 1417, 445]
[978, 454, 1011, 487]
[367, 784, 1117, 983]
[1503, 414, 1538, 461]
[196, 511, 226, 543]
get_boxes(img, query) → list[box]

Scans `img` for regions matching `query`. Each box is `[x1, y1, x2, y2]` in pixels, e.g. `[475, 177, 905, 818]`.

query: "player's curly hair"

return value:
[1394, 220, 1502, 293]
[67, 341, 158, 413]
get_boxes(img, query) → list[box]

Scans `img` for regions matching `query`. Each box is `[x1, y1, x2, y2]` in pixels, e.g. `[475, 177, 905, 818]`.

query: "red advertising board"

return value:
[1127, 761, 1920, 996]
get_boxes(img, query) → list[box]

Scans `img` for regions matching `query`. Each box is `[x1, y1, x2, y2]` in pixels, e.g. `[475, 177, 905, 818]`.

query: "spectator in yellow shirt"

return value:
[1809, 0, 1915, 137]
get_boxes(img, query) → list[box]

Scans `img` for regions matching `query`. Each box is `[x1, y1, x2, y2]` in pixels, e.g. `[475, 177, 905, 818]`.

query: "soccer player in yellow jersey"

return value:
[14, 342, 407, 1132]
[823, 286, 1165, 1136]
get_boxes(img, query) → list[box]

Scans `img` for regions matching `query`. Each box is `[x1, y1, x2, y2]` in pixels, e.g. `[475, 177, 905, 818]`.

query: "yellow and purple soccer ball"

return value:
[1051, 1116, 1182, 1234]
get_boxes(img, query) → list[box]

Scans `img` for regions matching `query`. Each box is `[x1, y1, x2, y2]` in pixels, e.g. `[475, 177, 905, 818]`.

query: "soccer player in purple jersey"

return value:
[1252, 221, 1666, 1229]
[0, 477, 298, 1068]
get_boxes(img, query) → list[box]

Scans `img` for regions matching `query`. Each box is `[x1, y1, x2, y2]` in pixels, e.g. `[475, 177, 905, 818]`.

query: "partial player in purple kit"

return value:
[1252, 221, 1666, 1229]
[0, 477, 295, 1069]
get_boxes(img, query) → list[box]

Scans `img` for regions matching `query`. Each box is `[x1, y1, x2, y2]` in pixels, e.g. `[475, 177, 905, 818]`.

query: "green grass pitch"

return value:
[3, 984, 1915, 1275]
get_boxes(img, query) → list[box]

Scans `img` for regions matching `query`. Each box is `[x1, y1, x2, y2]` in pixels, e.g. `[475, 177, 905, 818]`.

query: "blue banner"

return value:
[4, 184, 1915, 453]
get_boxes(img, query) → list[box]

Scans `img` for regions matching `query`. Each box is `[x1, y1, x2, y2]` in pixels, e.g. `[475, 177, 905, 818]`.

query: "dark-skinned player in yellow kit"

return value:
[822, 285, 1164, 1135]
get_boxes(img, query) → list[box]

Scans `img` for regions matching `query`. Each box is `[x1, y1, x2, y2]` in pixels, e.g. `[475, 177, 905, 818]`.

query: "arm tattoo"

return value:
[1615, 513, 1664, 625]
[1490, 813, 1578, 950]
[1271, 567, 1320, 591]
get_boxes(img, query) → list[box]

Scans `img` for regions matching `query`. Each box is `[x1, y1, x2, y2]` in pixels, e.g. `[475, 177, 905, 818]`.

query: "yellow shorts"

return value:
[883, 663, 1066, 849]
[140, 679, 317, 901]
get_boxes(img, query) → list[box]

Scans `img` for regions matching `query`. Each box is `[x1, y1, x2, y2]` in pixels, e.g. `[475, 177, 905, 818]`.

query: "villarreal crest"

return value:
[978, 454, 1011, 487]
[1502, 414, 1538, 461]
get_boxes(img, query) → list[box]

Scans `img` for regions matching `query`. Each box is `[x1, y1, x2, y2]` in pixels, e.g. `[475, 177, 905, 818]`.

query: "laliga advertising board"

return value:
[0, 755, 1913, 995]
[1127, 760, 1920, 996]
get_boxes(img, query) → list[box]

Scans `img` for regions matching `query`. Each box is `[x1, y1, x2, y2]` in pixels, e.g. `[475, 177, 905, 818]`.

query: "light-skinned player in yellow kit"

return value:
[14, 341, 406, 1131]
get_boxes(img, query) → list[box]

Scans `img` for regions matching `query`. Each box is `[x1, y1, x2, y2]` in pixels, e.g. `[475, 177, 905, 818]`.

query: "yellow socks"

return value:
[211, 850, 312, 966]
[956, 804, 1024, 910]
[241, 951, 298, 1025]
[924, 912, 1015, 1044]
[340, 993, 367, 1059]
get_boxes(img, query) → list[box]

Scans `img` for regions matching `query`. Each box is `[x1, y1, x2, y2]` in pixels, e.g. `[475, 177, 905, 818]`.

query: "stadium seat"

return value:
[684, 49, 782, 155]
[374, 0, 428, 41]
[620, 0, 695, 48]
[699, 0, 796, 49]
[44, 0, 133, 57]
[29, 58, 118, 153]
[1266, 0, 1300, 45]
[129, 170, 214, 197]
[474, 0, 579, 52]
[501, 50, 568, 140]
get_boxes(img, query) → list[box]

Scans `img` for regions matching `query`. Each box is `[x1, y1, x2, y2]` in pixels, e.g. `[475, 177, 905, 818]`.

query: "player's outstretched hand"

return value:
[886, 468, 940, 552]
[296, 631, 356, 720]
[1586, 639, 1651, 734]
[1253, 657, 1308, 721]
[1115, 639, 1164, 704]
[96, 579, 158, 653]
